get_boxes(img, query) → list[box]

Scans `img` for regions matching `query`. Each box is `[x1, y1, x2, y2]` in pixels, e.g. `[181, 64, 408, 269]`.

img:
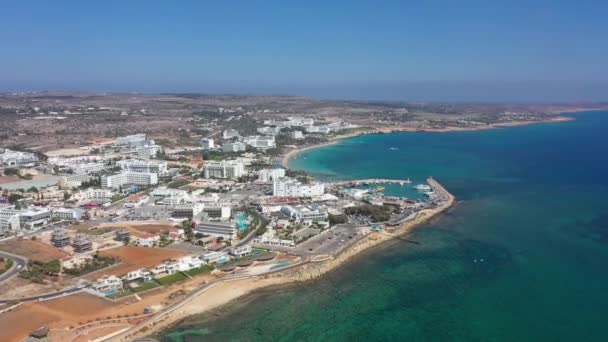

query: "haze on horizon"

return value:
[1, 0, 607, 102]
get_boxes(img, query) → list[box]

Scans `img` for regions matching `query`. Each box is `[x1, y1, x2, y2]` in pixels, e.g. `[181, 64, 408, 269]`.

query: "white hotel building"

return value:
[101, 171, 158, 189]
[204, 160, 246, 180]
[272, 177, 325, 197]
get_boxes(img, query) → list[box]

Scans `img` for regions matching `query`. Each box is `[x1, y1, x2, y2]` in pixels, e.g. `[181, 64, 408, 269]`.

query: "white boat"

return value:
[414, 184, 432, 191]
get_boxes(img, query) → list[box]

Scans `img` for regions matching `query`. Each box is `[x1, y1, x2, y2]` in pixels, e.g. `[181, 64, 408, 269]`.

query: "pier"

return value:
[329, 178, 412, 186]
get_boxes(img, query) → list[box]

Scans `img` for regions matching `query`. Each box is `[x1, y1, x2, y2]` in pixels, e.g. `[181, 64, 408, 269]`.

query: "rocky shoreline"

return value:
[114, 179, 455, 342]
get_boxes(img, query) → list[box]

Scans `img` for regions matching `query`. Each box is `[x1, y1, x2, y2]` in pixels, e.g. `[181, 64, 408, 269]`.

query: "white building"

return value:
[125, 268, 152, 282]
[117, 159, 168, 174]
[204, 160, 245, 179]
[257, 168, 286, 183]
[195, 221, 236, 240]
[223, 129, 240, 140]
[136, 143, 162, 159]
[243, 136, 276, 150]
[281, 205, 328, 223]
[101, 171, 158, 189]
[58, 174, 97, 188]
[201, 138, 215, 151]
[230, 244, 252, 257]
[53, 208, 84, 221]
[257, 126, 281, 136]
[92, 275, 123, 292]
[0, 148, 38, 166]
[290, 131, 304, 140]
[272, 177, 325, 197]
[193, 203, 232, 220]
[80, 188, 115, 200]
[115, 134, 147, 147]
[222, 142, 246, 153]
[202, 251, 230, 264]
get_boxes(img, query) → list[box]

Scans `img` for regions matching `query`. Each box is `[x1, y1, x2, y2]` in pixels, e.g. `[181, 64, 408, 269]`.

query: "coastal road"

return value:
[0, 251, 28, 285]
[104, 257, 310, 342]
[0, 286, 85, 305]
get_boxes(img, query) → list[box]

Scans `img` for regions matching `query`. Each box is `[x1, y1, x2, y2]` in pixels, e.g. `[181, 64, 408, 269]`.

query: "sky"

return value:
[1, 0, 607, 102]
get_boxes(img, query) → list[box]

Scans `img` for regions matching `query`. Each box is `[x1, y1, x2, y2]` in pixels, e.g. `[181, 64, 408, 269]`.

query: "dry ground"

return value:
[91, 246, 188, 278]
[0, 239, 67, 262]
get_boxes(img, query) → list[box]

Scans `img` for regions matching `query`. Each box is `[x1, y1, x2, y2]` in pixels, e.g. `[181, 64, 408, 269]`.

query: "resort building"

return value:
[281, 205, 328, 224]
[273, 177, 325, 197]
[204, 160, 246, 179]
[101, 171, 158, 189]
[257, 126, 281, 136]
[195, 221, 236, 240]
[222, 141, 247, 153]
[257, 168, 286, 183]
[243, 135, 276, 150]
[117, 159, 168, 174]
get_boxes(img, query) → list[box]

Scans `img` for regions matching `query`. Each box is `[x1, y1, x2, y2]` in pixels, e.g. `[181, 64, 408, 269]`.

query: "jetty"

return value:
[329, 178, 412, 186]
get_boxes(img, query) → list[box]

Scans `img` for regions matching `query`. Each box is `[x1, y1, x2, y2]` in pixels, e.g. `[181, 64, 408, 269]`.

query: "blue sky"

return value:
[1, 0, 607, 101]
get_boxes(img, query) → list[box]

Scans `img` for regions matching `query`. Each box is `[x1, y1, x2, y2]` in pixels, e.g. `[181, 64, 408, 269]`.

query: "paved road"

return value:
[0, 285, 85, 305]
[0, 251, 28, 285]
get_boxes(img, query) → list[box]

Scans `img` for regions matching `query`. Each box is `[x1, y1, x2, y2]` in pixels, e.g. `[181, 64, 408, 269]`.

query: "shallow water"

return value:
[159, 111, 608, 342]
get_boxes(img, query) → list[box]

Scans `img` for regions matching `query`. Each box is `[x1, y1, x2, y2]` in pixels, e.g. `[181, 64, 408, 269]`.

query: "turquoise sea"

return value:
[159, 111, 608, 341]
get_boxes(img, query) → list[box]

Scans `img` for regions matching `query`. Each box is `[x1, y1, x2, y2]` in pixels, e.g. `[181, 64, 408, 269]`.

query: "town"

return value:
[0, 104, 454, 342]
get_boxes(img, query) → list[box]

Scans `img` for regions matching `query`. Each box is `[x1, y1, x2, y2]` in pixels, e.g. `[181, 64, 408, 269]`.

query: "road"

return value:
[104, 256, 309, 341]
[0, 251, 28, 285]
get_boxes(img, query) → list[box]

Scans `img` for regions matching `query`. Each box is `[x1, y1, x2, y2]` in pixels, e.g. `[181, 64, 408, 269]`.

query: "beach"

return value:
[281, 116, 573, 168]
[115, 178, 455, 341]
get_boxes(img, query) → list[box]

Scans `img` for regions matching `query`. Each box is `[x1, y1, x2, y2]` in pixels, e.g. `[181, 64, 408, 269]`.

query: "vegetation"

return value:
[63, 254, 118, 276]
[111, 194, 127, 203]
[344, 204, 394, 222]
[167, 179, 191, 189]
[0, 258, 14, 275]
[328, 213, 348, 225]
[3, 168, 18, 176]
[7, 193, 23, 204]
[182, 219, 194, 241]
[19, 259, 61, 283]
[156, 272, 188, 285]
[131, 280, 161, 293]
[184, 265, 214, 277]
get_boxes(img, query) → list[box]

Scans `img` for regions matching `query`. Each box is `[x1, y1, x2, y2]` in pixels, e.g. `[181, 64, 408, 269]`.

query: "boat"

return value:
[389, 147, 399, 151]
[376, 186, 385, 191]
[414, 184, 432, 191]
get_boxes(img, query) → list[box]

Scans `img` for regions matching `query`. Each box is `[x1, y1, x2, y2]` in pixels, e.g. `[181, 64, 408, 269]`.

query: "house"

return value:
[92, 275, 123, 292]
[230, 244, 252, 257]
[202, 251, 230, 264]
[125, 268, 152, 282]
[136, 233, 160, 247]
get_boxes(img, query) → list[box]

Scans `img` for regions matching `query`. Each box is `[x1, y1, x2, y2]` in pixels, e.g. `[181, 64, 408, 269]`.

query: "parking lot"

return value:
[292, 223, 371, 256]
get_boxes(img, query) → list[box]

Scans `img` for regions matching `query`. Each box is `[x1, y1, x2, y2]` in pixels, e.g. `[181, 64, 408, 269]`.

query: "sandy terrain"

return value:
[0, 239, 68, 262]
[91, 247, 188, 278]
[0, 175, 20, 184]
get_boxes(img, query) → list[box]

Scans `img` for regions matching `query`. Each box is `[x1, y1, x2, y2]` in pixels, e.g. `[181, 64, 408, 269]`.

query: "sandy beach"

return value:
[115, 179, 455, 341]
[281, 116, 573, 169]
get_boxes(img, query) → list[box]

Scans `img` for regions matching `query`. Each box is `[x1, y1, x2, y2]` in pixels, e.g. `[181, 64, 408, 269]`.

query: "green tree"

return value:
[182, 220, 194, 241]
[8, 193, 23, 204]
